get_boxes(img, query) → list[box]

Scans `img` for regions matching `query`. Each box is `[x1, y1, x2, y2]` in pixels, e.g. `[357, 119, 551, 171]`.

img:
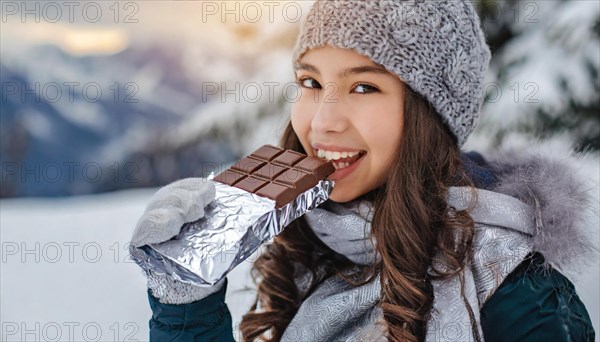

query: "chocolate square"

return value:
[235, 177, 267, 193]
[255, 183, 297, 208]
[294, 156, 334, 180]
[274, 169, 314, 192]
[213, 170, 245, 186]
[231, 157, 265, 174]
[272, 150, 305, 166]
[254, 164, 287, 181]
[250, 144, 284, 161]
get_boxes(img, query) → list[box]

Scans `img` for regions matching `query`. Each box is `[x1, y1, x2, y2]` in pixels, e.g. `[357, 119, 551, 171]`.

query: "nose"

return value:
[311, 90, 349, 135]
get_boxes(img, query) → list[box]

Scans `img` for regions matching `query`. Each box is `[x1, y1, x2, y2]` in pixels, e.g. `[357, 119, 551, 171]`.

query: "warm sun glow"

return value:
[62, 29, 128, 56]
[2, 22, 129, 56]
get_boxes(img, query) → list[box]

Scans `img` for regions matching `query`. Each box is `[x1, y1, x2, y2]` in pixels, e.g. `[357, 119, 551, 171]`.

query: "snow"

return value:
[0, 189, 256, 341]
[21, 109, 54, 142]
[50, 99, 109, 133]
[480, 0, 599, 132]
[167, 79, 292, 156]
[1, 182, 599, 341]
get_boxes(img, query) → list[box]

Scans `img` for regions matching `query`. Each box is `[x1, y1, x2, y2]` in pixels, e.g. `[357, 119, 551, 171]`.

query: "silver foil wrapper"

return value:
[129, 179, 334, 286]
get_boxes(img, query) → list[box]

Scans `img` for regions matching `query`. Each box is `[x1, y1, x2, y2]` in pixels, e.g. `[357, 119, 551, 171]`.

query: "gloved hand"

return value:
[131, 177, 216, 248]
[130, 177, 226, 304]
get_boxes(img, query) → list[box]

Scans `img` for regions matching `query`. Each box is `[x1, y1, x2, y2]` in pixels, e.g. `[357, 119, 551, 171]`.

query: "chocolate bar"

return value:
[213, 145, 335, 207]
[129, 145, 335, 286]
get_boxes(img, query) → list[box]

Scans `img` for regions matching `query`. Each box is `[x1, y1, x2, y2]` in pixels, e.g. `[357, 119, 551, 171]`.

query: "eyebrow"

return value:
[294, 62, 391, 78]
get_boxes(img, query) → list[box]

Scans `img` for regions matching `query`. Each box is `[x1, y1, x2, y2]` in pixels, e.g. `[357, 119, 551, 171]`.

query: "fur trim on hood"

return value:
[474, 140, 599, 274]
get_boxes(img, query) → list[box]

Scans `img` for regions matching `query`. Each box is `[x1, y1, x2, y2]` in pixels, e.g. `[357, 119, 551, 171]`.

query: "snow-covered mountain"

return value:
[0, 1, 304, 198]
[1, 42, 234, 197]
[1, 0, 598, 198]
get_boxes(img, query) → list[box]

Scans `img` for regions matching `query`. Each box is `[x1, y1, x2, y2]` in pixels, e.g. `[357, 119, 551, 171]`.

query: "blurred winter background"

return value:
[1, 0, 598, 341]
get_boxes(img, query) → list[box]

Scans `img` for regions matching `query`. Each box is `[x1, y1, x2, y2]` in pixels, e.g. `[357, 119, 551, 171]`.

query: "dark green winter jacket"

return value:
[147, 277, 235, 342]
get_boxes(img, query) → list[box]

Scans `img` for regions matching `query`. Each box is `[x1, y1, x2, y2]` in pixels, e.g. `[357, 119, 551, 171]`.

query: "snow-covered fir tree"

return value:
[472, 0, 599, 152]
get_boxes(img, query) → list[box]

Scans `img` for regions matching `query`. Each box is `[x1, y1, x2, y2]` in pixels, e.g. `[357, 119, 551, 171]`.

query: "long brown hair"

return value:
[240, 84, 479, 341]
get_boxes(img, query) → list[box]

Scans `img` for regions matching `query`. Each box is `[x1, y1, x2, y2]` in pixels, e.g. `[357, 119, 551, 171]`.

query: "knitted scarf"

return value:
[280, 196, 483, 341]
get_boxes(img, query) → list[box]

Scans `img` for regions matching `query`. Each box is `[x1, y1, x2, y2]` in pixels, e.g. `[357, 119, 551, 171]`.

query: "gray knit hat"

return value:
[292, 0, 492, 147]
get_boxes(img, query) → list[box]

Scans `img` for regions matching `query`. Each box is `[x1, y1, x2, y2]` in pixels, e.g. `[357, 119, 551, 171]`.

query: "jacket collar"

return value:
[459, 147, 597, 272]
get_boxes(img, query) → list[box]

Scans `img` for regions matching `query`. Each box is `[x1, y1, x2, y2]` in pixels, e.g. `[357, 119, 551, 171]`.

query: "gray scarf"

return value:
[278, 149, 593, 341]
[280, 194, 484, 341]
[306, 198, 378, 266]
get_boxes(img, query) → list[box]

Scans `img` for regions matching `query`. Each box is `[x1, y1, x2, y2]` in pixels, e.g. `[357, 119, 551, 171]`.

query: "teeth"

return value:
[316, 149, 362, 161]
[333, 161, 351, 169]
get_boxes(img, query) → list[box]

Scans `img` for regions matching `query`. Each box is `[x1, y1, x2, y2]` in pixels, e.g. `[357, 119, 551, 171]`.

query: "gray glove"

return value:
[130, 177, 226, 304]
[131, 177, 216, 248]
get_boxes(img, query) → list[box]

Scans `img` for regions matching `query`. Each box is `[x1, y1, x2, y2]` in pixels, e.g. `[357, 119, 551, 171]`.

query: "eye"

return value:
[352, 83, 380, 94]
[296, 77, 322, 89]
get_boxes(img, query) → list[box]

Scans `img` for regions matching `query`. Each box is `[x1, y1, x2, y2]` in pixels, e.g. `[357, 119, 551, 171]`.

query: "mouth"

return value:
[314, 148, 367, 173]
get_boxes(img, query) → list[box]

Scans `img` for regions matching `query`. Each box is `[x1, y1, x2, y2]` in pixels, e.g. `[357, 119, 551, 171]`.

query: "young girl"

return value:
[130, 1, 596, 341]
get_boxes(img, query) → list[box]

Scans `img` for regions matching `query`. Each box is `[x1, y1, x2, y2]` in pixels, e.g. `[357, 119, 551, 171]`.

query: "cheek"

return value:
[370, 126, 400, 154]
[357, 108, 402, 151]
[290, 103, 311, 149]
[370, 133, 400, 178]
[360, 108, 403, 179]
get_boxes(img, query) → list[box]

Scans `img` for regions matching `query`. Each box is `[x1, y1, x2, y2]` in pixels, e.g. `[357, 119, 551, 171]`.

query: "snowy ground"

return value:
[1, 188, 598, 341]
[0, 189, 257, 341]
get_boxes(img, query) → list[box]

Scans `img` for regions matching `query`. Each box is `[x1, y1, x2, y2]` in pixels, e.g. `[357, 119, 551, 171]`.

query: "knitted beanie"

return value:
[292, 0, 492, 147]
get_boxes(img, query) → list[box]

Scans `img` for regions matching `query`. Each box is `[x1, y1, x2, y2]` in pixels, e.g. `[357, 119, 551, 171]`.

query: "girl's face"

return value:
[292, 46, 405, 202]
